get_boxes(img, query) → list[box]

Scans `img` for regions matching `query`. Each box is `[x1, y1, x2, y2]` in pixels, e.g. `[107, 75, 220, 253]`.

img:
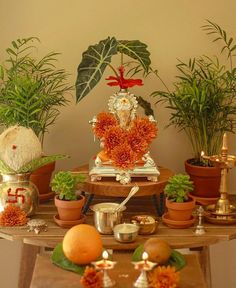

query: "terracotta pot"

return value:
[30, 161, 55, 202]
[165, 198, 195, 221]
[185, 159, 221, 198]
[54, 195, 85, 221]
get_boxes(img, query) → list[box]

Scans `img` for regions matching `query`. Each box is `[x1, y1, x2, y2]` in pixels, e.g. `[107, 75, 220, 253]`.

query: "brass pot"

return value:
[0, 173, 39, 216]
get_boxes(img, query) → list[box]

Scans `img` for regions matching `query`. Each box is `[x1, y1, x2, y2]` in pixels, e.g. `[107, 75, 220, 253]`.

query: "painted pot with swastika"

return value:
[0, 173, 39, 216]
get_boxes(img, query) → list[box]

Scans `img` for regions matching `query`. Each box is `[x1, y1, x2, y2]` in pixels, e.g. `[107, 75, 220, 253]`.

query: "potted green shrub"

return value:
[152, 20, 236, 199]
[163, 174, 195, 226]
[51, 171, 86, 223]
[0, 37, 72, 200]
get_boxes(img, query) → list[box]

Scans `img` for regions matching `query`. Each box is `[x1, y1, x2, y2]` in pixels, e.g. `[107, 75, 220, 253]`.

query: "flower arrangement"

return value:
[148, 265, 180, 288]
[93, 112, 157, 170]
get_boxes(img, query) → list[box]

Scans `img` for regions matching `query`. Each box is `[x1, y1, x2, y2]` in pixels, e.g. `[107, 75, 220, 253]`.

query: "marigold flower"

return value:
[80, 266, 103, 288]
[0, 205, 27, 226]
[103, 126, 125, 154]
[94, 112, 118, 138]
[132, 117, 157, 144]
[148, 265, 180, 288]
[111, 143, 136, 170]
[127, 130, 148, 154]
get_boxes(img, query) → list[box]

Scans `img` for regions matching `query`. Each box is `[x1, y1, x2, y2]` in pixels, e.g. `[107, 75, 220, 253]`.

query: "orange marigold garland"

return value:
[148, 265, 180, 288]
[80, 266, 103, 288]
[93, 112, 118, 139]
[132, 117, 157, 144]
[111, 144, 136, 170]
[0, 205, 27, 226]
[103, 126, 125, 154]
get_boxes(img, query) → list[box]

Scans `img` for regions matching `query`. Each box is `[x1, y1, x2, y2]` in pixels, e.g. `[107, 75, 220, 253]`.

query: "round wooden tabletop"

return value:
[73, 165, 173, 197]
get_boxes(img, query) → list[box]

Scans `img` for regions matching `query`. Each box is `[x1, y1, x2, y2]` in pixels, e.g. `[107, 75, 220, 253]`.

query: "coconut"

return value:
[0, 126, 42, 171]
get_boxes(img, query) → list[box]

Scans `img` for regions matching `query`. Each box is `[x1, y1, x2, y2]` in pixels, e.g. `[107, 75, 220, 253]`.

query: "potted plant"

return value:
[51, 171, 86, 223]
[151, 20, 236, 199]
[163, 174, 195, 224]
[0, 37, 72, 200]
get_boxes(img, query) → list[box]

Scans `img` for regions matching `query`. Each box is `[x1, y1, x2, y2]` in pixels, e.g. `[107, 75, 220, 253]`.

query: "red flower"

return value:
[106, 66, 143, 89]
[103, 126, 125, 154]
[80, 266, 103, 288]
[94, 112, 118, 138]
[111, 143, 136, 170]
[132, 117, 157, 144]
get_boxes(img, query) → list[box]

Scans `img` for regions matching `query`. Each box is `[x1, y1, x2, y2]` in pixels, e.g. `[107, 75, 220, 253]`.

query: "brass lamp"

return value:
[202, 133, 236, 224]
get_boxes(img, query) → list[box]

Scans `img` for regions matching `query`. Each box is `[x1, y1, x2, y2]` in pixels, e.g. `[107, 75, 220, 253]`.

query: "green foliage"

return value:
[51, 171, 85, 201]
[164, 174, 194, 203]
[0, 37, 72, 145]
[75, 37, 151, 104]
[151, 20, 236, 163]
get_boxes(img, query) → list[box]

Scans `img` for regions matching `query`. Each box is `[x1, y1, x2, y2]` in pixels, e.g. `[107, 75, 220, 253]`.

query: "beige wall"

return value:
[0, 1, 236, 287]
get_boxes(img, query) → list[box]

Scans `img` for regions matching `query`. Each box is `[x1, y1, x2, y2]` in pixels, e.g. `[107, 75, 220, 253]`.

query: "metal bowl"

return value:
[131, 215, 158, 235]
[90, 202, 126, 234]
[113, 223, 139, 243]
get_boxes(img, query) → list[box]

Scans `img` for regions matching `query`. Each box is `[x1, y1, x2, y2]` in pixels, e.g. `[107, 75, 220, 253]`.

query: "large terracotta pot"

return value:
[30, 161, 56, 202]
[54, 195, 85, 221]
[185, 159, 221, 198]
[165, 198, 195, 221]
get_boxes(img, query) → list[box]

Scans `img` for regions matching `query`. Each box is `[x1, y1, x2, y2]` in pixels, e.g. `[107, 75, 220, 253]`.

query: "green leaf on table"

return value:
[117, 40, 151, 72]
[76, 37, 118, 103]
[51, 243, 85, 275]
[132, 244, 186, 271]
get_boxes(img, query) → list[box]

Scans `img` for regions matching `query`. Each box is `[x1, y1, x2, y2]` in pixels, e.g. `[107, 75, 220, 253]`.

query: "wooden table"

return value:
[74, 164, 173, 215]
[1, 199, 236, 288]
[30, 253, 207, 288]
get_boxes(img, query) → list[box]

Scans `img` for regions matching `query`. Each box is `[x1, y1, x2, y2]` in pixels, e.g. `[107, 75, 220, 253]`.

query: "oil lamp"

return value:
[132, 251, 156, 288]
[201, 133, 236, 224]
[92, 250, 116, 287]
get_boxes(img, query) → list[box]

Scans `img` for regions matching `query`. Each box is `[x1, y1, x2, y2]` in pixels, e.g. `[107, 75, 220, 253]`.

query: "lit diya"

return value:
[132, 251, 156, 288]
[92, 250, 116, 287]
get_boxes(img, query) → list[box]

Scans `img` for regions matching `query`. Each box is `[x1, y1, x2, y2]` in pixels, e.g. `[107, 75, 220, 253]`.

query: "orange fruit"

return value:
[144, 238, 172, 264]
[62, 224, 103, 265]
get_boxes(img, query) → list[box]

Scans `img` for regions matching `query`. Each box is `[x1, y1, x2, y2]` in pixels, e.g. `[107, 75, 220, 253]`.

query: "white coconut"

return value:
[0, 126, 43, 171]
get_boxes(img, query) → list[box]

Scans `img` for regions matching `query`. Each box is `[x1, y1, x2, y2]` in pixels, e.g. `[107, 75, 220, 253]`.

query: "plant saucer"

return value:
[188, 193, 218, 206]
[162, 212, 196, 229]
[54, 214, 86, 229]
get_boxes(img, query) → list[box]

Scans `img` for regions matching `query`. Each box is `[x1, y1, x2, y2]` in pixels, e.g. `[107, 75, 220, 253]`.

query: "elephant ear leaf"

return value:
[76, 37, 118, 103]
[117, 40, 151, 72]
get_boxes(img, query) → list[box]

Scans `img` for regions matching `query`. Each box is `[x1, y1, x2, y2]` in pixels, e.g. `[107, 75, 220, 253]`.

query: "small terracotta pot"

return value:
[185, 159, 221, 198]
[54, 195, 85, 221]
[165, 198, 195, 221]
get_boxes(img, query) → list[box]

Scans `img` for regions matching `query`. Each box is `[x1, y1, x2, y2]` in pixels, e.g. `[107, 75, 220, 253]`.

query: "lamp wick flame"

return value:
[142, 251, 148, 261]
[102, 250, 109, 260]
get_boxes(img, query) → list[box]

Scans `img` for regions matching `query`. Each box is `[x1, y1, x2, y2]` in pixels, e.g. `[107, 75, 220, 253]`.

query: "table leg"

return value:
[190, 246, 212, 288]
[82, 193, 94, 214]
[152, 193, 165, 216]
[18, 243, 41, 288]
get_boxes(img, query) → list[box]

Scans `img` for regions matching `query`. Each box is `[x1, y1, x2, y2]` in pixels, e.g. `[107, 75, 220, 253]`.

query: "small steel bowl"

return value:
[131, 215, 158, 235]
[113, 223, 139, 243]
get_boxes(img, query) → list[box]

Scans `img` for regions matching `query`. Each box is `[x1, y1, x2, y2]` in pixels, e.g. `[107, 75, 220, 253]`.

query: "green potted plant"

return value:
[151, 20, 236, 199]
[163, 174, 195, 227]
[0, 37, 72, 200]
[51, 171, 86, 224]
[75, 37, 154, 116]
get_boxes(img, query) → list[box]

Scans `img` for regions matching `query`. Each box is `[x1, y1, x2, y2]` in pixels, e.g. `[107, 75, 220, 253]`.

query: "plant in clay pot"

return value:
[151, 20, 236, 199]
[163, 174, 195, 227]
[51, 171, 86, 223]
[0, 37, 72, 201]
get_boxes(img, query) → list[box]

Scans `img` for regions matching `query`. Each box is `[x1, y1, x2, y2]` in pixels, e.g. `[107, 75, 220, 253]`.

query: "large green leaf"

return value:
[117, 40, 151, 72]
[51, 243, 85, 275]
[132, 244, 186, 271]
[17, 154, 69, 173]
[75, 37, 118, 102]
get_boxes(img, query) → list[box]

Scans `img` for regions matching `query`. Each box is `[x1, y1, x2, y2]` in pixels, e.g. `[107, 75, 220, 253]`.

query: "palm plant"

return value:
[0, 37, 72, 146]
[151, 20, 236, 165]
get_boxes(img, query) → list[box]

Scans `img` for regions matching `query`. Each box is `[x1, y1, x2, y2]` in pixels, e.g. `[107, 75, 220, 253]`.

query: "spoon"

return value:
[115, 184, 140, 212]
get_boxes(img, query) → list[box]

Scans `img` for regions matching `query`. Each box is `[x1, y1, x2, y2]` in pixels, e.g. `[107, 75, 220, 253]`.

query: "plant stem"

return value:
[108, 63, 119, 77]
